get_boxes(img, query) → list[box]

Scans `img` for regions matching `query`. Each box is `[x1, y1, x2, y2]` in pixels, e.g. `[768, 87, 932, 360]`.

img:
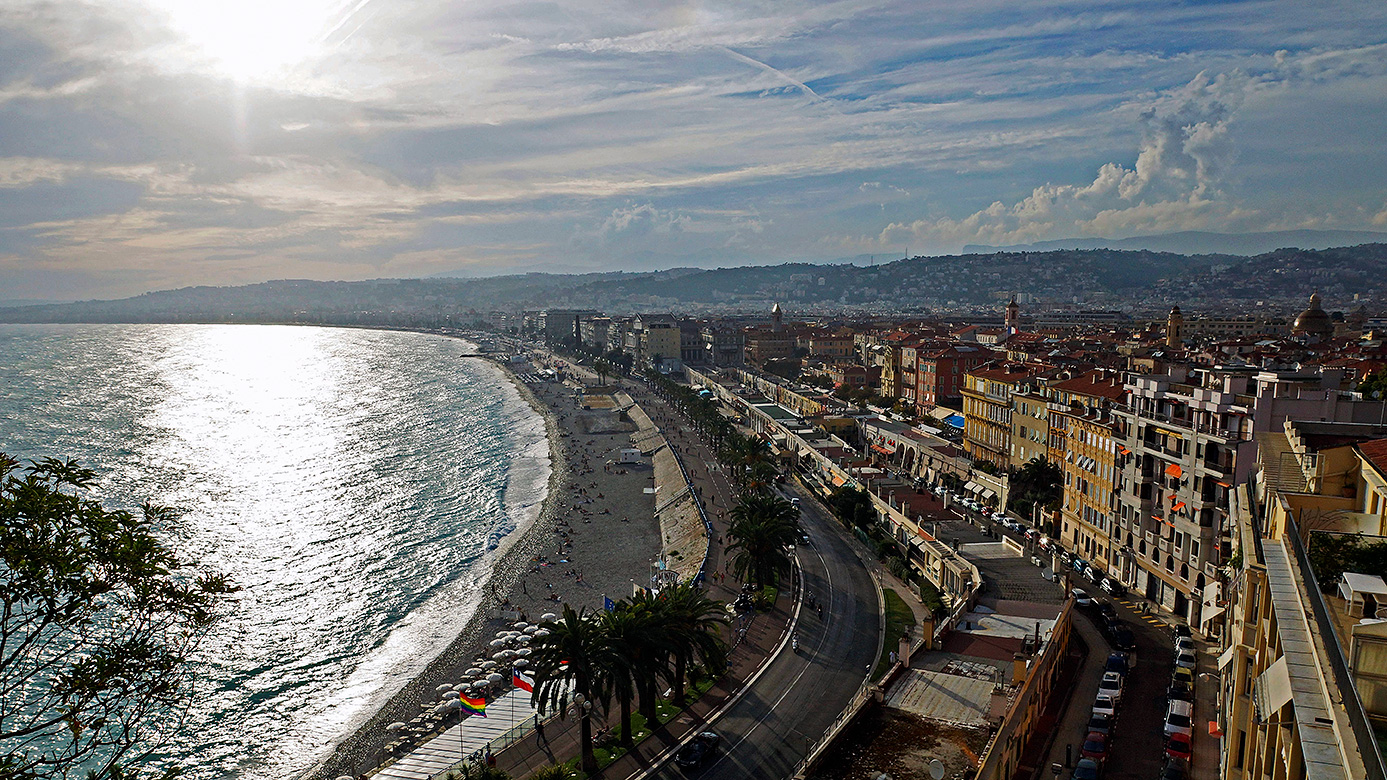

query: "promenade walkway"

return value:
[374, 687, 542, 780]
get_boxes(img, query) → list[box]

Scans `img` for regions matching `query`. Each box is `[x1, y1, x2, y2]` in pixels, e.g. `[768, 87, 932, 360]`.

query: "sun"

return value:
[144, 0, 346, 82]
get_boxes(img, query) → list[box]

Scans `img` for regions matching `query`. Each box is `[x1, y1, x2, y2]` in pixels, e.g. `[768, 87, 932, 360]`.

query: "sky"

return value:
[1, 0, 1386, 300]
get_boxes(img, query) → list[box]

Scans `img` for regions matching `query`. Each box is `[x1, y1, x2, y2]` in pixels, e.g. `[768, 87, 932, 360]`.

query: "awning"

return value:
[1216, 480, 1232, 488]
[870, 444, 893, 455]
[1118, 446, 1131, 455]
[1172, 501, 1187, 512]
[1217, 644, 1237, 671]
[1165, 463, 1183, 478]
[831, 473, 847, 487]
[944, 414, 965, 430]
[964, 480, 980, 494]
[1252, 656, 1293, 722]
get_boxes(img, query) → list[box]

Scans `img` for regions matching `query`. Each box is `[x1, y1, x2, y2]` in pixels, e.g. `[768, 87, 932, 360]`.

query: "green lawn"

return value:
[872, 589, 917, 681]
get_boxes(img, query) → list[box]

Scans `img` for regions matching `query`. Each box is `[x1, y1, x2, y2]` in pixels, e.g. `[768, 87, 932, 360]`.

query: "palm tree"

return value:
[657, 582, 728, 704]
[527, 606, 609, 773]
[727, 493, 801, 588]
[596, 603, 658, 748]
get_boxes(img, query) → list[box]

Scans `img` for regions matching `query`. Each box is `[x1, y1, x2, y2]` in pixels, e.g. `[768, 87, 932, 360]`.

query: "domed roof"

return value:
[1292, 292, 1333, 338]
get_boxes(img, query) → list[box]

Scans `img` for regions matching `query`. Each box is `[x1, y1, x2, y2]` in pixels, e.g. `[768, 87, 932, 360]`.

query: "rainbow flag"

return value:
[460, 695, 487, 718]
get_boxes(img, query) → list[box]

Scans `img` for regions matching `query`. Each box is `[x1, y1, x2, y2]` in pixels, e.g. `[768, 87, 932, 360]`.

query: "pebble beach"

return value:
[309, 351, 666, 779]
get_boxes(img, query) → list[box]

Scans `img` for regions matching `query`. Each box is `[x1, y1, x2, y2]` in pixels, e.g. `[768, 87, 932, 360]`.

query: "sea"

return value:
[0, 323, 550, 779]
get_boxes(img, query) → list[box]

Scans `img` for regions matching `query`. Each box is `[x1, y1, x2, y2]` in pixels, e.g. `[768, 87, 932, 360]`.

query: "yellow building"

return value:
[1010, 386, 1051, 469]
[1046, 371, 1126, 570]
[962, 363, 1037, 470]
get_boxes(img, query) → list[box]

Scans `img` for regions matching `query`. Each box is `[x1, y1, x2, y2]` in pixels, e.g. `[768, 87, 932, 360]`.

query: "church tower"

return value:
[1005, 295, 1020, 333]
[1166, 305, 1184, 348]
[771, 302, 784, 333]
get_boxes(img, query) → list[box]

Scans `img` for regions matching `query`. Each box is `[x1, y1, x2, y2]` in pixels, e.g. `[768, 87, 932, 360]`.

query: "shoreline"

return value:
[309, 344, 664, 779]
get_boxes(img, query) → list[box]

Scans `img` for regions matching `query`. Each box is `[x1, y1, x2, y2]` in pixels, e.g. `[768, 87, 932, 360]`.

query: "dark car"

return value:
[1174, 623, 1192, 638]
[1166, 681, 1193, 703]
[1073, 757, 1102, 780]
[1100, 577, 1128, 598]
[675, 731, 721, 768]
[1081, 731, 1109, 761]
[1113, 627, 1136, 652]
[1159, 758, 1188, 780]
[1098, 602, 1117, 620]
[1087, 711, 1115, 737]
[1104, 653, 1129, 676]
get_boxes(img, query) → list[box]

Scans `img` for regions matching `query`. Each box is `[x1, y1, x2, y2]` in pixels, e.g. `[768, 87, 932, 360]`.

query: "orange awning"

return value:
[1118, 446, 1131, 455]
[871, 444, 893, 455]
[1216, 480, 1232, 488]
[1164, 463, 1183, 478]
[1172, 501, 1187, 512]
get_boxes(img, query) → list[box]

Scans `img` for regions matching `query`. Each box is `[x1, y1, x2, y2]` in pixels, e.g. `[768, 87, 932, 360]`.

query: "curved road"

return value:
[648, 480, 881, 780]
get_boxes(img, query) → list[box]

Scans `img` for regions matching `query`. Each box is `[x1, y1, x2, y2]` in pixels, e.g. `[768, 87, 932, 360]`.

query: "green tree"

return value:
[727, 493, 801, 587]
[0, 456, 236, 780]
[657, 582, 728, 705]
[1360, 368, 1387, 400]
[527, 606, 609, 774]
[596, 604, 659, 748]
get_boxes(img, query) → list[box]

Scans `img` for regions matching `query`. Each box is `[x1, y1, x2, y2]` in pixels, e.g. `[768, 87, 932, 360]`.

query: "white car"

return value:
[1092, 693, 1118, 718]
[1071, 589, 1094, 606]
[1174, 636, 1196, 655]
[1164, 699, 1193, 737]
[1175, 650, 1197, 670]
[1097, 671, 1124, 704]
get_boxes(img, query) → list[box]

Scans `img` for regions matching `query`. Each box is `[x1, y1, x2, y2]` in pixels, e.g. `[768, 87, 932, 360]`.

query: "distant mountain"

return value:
[1, 244, 1383, 324]
[963, 229, 1387, 256]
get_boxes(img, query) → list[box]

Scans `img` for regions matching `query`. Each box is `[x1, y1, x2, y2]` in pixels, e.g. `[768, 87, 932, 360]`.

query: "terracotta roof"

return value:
[1358, 439, 1387, 478]
[1050, 370, 1126, 400]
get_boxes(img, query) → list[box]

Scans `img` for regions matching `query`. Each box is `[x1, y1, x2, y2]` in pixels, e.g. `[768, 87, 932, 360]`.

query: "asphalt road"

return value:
[650, 480, 881, 780]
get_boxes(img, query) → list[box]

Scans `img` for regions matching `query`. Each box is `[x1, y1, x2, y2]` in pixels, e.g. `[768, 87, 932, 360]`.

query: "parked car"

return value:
[1086, 711, 1115, 737]
[1099, 577, 1128, 597]
[1174, 636, 1196, 655]
[992, 512, 1008, 523]
[1171, 667, 1194, 687]
[1098, 602, 1117, 620]
[1166, 681, 1193, 703]
[1085, 566, 1104, 584]
[1175, 650, 1197, 670]
[1159, 757, 1189, 780]
[1072, 589, 1095, 607]
[1092, 693, 1118, 718]
[1072, 757, 1102, 780]
[1164, 700, 1193, 738]
[1097, 671, 1124, 704]
[1104, 652, 1129, 676]
[1112, 627, 1136, 652]
[1174, 623, 1192, 638]
[674, 731, 721, 768]
[1165, 732, 1193, 762]
[1081, 731, 1109, 761]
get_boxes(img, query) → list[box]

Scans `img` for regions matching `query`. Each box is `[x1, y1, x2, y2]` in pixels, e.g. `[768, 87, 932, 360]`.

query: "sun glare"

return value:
[144, 0, 347, 82]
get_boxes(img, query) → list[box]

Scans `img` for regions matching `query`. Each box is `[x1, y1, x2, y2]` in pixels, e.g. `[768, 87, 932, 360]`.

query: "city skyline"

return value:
[2, 0, 1386, 300]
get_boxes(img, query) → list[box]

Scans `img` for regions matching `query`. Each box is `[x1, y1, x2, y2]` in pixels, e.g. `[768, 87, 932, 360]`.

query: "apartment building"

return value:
[1011, 386, 1051, 468]
[961, 363, 1037, 469]
[1045, 371, 1127, 573]
[700, 325, 744, 367]
[916, 345, 990, 410]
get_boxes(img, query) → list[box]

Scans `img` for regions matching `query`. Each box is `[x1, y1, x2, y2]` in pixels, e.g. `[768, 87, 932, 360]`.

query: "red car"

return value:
[1081, 731, 1109, 761]
[1165, 732, 1193, 762]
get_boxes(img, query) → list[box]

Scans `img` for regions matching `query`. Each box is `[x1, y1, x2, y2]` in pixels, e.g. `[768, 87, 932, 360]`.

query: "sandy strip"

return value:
[306, 355, 662, 780]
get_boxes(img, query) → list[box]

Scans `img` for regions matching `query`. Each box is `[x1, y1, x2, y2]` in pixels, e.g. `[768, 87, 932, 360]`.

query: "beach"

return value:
[309, 350, 666, 780]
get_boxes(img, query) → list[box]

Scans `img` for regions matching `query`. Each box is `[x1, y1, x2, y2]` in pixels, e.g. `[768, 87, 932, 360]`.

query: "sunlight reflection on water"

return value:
[0, 324, 547, 779]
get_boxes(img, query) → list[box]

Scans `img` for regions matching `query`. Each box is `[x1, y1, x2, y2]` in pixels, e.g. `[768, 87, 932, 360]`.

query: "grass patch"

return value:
[873, 589, 917, 681]
[755, 584, 779, 610]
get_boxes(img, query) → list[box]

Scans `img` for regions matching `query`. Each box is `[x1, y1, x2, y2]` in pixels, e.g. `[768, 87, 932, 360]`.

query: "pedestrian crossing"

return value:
[1114, 598, 1167, 628]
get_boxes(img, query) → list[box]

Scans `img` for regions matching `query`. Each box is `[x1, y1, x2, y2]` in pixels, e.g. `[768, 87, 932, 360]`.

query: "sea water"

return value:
[0, 323, 549, 779]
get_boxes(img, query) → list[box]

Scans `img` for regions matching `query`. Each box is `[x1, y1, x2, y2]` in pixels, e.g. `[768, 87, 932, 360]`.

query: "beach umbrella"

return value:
[492, 652, 508, 661]
[436, 684, 453, 694]
[386, 722, 406, 732]
[514, 622, 529, 629]
[337, 775, 356, 780]
[541, 612, 558, 621]
[453, 683, 469, 691]
[489, 638, 506, 648]
[515, 648, 532, 657]
[533, 629, 549, 638]
[487, 672, 504, 684]
[523, 625, 540, 635]
[481, 660, 498, 670]
[516, 635, 532, 645]
[465, 667, 483, 676]
[513, 659, 529, 668]
[440, 690, 459, 700]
